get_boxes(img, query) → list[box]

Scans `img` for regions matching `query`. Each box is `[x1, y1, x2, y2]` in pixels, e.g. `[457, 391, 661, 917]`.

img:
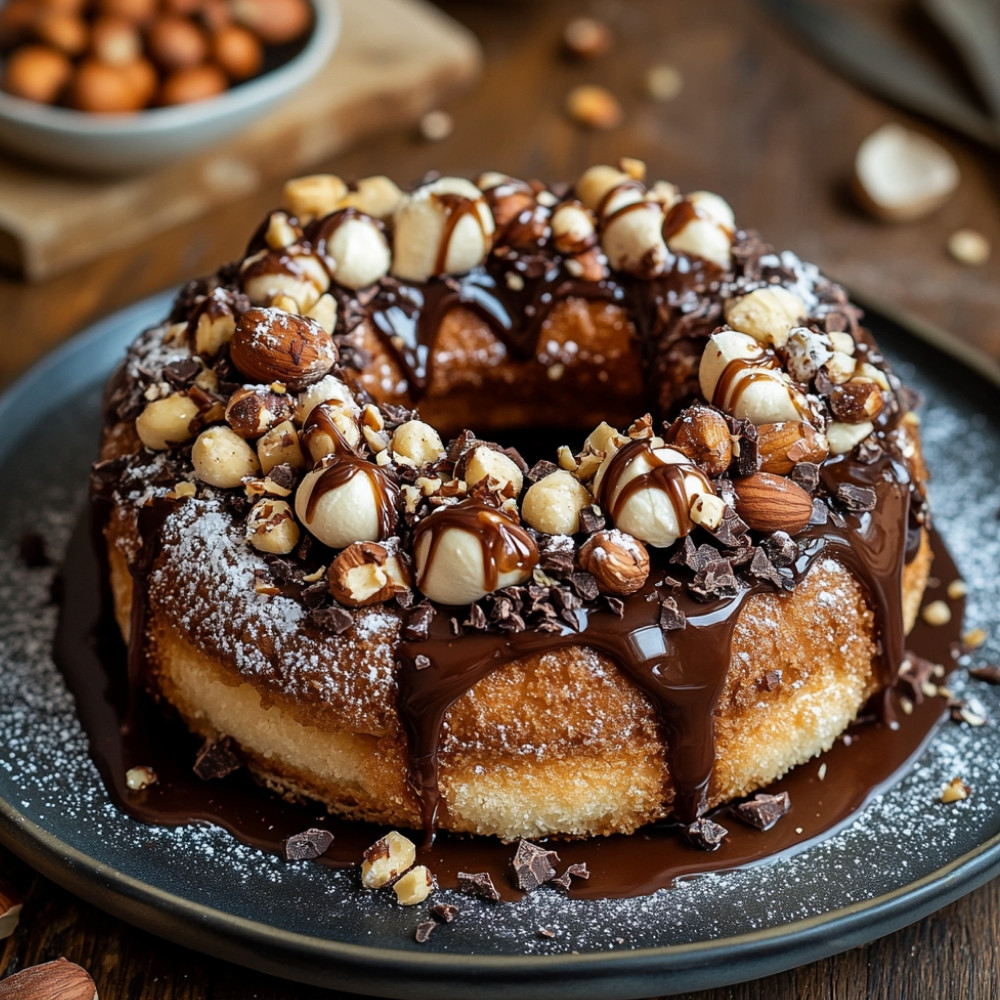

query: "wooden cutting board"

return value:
[0, 0, 480, 281]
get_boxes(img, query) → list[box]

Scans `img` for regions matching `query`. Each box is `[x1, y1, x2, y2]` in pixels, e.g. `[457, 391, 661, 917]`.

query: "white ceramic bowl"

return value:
[0, 0, 340, 173]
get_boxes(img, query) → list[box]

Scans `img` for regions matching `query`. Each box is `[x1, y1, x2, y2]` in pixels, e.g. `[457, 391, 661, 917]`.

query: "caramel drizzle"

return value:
[305, 458, 398, 537]
[432, 193, 491, 278]
[302, 404, 359, 459]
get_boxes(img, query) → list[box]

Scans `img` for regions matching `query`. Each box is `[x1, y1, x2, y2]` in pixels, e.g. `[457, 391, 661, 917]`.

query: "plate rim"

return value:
[1, 289, 998, 998]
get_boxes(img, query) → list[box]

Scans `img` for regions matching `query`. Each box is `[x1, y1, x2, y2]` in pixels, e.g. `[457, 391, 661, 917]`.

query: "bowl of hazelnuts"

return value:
[0, 0, 339, 172]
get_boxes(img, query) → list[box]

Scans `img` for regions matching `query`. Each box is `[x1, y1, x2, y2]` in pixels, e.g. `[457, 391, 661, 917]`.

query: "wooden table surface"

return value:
[1, 0, 998, 997]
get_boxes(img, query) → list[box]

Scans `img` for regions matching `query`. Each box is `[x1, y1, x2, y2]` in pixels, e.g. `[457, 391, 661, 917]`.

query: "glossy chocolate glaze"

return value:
[55, 511, 962, 901]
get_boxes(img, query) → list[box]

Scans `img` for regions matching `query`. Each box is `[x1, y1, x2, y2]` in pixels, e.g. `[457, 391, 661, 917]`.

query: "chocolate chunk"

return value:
[569, 571, 600, 602]
[837, 483, 877, 512]
[539, 546, 575, 576]
[431, 903, 458, 923]
[403, 604, 435, 641]
[789, 462, 821, 493]
[711, 507, 750, 548]
[300, 581, 329, 609]
[970, 665, 1000, 685]
[307, 605, 354, 634]
[807, 498, 829, 526]
[457, 871, 500, 901]
[578, 505, 606, 535]
[726, 416, 759, 478]
[762, 531, 797, 568]
[734, 791, 791, 831]
[527, 459, 559, 483]
[193, 736, 241, 780]
[684, 817, 729, 850]
[690, 557, 738, 599]
[161, 358, 201, 389]
[414, 654, 431, 671]
[658, 596, 687, 631]
[759, 669, 782, 691]
[415, 921, 436, 943]
[603, 596, 625, 617]
[266, 463, 298, 492]
[17, 532, 49, 568]
[511, 839, 561, 891]
[550, 862, 590, 891]
[283, 827, 334, 860]
[749, 547, 784, 588]
[463, 603, 487, 631]
[854, 437, 884, 465]
[446, 429, 476, 464]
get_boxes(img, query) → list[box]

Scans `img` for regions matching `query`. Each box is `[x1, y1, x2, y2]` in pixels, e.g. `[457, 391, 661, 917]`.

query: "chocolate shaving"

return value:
[550, 862, 590, 891]
[193, 736, 241, 780]
[415, 921, 436, 943]
[658, 596, 687, 631]
[457, 871, 500, 901]
[463, 603, 487, 631]
[431, 903, 458, 923]
[684, 817, 729, 850]
[414, 654, 431, 671]
[307, 605, 354, 634]
[283, 827, 334, 860]
[898, 653, 937, 701]
[837, 483, 877, 512]
[568, 571, 600, 602]
[511, 839, 561, 891]
[734, 791, 791, 831]
[538, 545, 575, 576]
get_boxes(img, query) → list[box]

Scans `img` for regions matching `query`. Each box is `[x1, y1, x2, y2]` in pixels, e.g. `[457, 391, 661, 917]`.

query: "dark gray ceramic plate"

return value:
[0, 291, 998, 999]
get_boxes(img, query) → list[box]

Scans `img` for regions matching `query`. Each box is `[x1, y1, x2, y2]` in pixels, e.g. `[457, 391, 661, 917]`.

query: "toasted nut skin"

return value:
[327, 541, 410, 607]
[732, 472, 813, 534]
[225, 386, 295, 439]
[231, 307, 337, 390]
[361, 830, 416, 888]
[756, 421, 829, 474]
[578, 529, 649, 595]
[665, 404, 733, 475]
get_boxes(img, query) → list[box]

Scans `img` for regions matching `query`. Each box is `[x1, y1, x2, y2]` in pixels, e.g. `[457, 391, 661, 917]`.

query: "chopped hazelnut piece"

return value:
[393, 864, 434, 905]
[921, 600, 952, 626]
[361, 830, 416, 889]
[940, 777, 970, 803]
[566, 84, 623, 130]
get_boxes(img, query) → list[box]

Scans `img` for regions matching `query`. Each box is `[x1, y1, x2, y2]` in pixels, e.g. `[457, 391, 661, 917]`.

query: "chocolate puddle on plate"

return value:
[54, 511, 965, 902]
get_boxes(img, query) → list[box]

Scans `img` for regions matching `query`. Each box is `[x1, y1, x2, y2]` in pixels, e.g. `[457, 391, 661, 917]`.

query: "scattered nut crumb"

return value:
[963, 627, 987, 650]
[922, 600, 952, 626]
[947, 228, 991, 265]
[419, 109, 454, 142]
[125, 765, 157, 791]
[900, 696, 914, 715]
[562, 17, 613, 60]
[947, 578, 967, 600]
[941, 777, 970, 803]
[645, 63, 683, 101]
[566, 84, 623, 130]
[817, 762, 827, 780]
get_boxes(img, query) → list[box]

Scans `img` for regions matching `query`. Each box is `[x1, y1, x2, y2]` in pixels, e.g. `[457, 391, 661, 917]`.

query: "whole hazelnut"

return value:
[578, 529, 649, 596]
[191, 426, 261, 488]
[664, 192, 735, 268]
[314, 211, 392, 290]
[664, 404, 733, 476]
[232, 0, 311, 44]
[521, 470, 592, 535]
[2, 45, 72, 104]
[34, 10, 88, 56]
[413, 500, 538, 605]
[159, 64, 228, 105]
[295, 456, 398, 549]
[135, 392, 200, 450]
[595, 441, 714, 548]
[212, 23, 262, 81]
[90, 16, 143, 65]
[391, 176, 495, 282]
[146, 15, 208, 70]
[68, 58, 147, 112]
